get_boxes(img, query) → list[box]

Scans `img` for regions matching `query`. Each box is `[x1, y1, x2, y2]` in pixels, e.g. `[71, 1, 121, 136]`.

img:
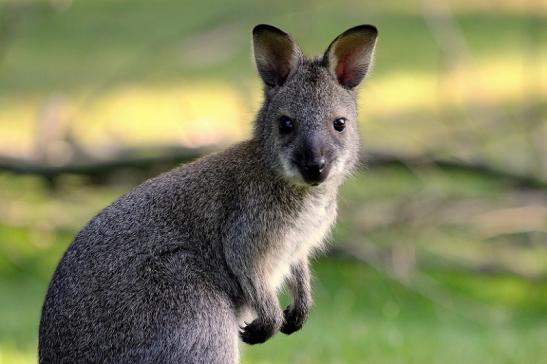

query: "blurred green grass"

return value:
[1, 168, 546, 363]
[2, 259, 547, 364]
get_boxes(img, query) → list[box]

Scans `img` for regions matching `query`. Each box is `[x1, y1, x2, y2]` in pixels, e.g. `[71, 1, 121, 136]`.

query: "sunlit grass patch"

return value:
[1, 54, 545, 162]
[73, 83, 253, 150]
[363, 54, 547, 118]
[0, 82, 254, 159]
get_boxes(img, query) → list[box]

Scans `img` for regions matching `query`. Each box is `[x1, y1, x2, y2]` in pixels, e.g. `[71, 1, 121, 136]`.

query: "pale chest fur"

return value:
[264, 191, 338, 291]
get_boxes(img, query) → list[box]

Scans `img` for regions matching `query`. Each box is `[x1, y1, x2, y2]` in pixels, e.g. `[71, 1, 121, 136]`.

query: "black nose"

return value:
[312, 158, 326, 173]
[300, 157, 328, 185]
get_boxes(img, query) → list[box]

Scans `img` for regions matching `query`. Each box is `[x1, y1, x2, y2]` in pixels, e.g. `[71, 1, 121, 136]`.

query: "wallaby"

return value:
[39, 24, 378, 363]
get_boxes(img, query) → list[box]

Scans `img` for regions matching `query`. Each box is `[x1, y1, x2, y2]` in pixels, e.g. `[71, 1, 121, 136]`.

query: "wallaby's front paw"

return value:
[240, 318, 280, 345]
[280, 305, 308, 335]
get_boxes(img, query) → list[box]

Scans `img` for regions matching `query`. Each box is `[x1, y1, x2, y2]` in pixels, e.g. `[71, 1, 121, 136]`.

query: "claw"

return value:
[280, 305, 305, 335]
[239, 319, 276, 345]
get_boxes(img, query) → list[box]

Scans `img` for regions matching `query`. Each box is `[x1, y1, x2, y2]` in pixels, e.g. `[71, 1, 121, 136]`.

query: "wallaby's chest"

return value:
[264, 193, 337, 290]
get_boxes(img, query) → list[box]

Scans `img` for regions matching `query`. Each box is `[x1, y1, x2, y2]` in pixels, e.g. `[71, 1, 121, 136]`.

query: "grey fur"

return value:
[39, 24, 377, 364]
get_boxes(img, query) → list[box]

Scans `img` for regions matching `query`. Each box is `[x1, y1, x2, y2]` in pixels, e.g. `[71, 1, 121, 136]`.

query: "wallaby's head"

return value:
[252, 24, 377, 187]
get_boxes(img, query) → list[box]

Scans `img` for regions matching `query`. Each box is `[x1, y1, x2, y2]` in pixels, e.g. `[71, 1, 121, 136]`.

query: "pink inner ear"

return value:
[274, 58, 292, 82]
[335, 54, 358, 85]
[335, 55, 351, 85]
[334, 44, 366, 87]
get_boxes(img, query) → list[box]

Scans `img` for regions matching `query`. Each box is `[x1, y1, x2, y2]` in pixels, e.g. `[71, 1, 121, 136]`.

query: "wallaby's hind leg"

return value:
[115, 294, 239, 364]
[113, 262, 240, 364]
[40, 255, 240, 364]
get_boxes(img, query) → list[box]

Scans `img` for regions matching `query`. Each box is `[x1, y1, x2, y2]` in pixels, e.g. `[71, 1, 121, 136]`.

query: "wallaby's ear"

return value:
[252, 24, 302, 88]
[323, 25, 378, 89]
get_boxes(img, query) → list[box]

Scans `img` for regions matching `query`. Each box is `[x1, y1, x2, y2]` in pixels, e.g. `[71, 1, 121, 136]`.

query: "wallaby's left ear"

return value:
[323, 25, 378, 89]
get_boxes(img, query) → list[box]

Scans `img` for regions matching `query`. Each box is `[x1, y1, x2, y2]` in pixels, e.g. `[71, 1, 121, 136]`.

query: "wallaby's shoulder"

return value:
[67, 141, 263, 264]
[159, 139, 263, 186]
[113, 139, 263, 205]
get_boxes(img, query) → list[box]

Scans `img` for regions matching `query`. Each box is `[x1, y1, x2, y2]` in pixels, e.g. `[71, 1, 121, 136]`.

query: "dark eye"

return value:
[279, 116, 295, 134]
[333, 117, 346, 132]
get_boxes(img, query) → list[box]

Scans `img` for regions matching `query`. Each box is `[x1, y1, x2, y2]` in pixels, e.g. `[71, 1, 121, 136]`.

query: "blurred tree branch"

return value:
[0, 149, 545, 189]
[0, 145, 211, 186]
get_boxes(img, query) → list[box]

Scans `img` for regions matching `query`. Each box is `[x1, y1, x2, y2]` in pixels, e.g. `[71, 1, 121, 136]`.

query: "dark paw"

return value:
[240, 319, 276, 345]
[280, 306, 306, 335]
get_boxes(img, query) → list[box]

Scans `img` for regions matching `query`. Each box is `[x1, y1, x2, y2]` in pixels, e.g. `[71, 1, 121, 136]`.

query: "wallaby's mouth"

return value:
[299, 171, 328, 186]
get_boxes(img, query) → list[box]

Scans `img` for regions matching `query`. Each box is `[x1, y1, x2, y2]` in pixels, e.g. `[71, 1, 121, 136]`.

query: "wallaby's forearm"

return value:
[232, 262, 282, 324]
[223, 233, 283, 344]
[287, 259, 312, 310]
[281, 259, 312, 335]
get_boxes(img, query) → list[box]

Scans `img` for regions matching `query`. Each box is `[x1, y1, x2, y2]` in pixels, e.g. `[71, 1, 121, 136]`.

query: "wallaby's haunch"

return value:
[39, 24, 378, 363]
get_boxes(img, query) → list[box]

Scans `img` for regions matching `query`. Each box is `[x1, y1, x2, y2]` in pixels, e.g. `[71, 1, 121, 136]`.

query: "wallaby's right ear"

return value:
[252, 24, 302, 88]
[323, 25, 378, 89]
